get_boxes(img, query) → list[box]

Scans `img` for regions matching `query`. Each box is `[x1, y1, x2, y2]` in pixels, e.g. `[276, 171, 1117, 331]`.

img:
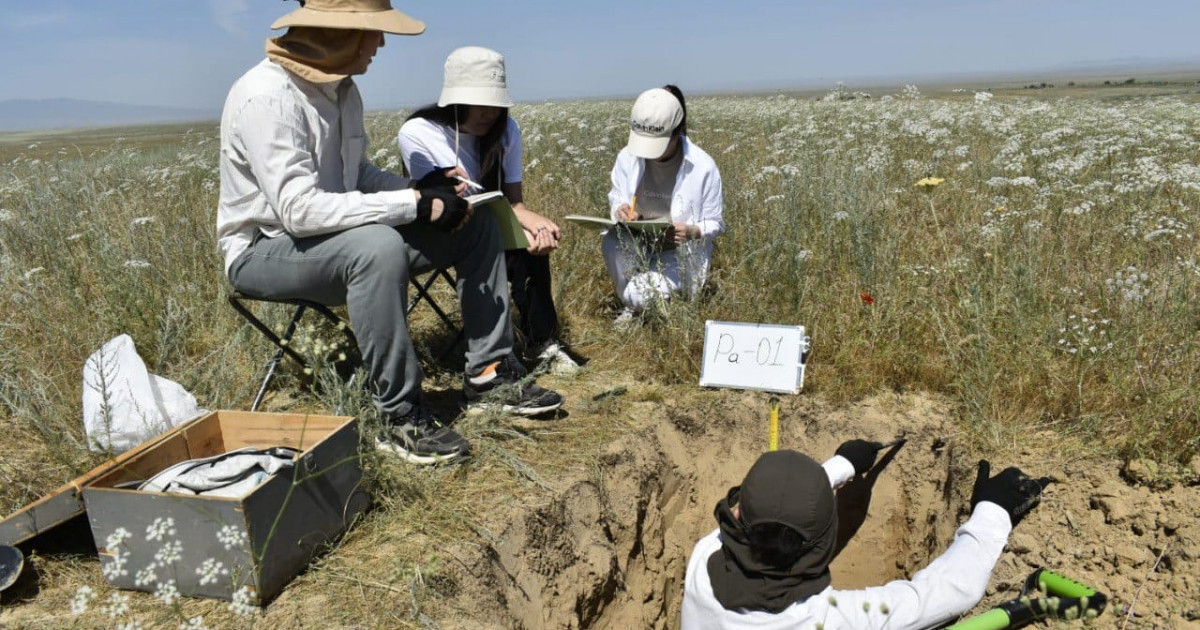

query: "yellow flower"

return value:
[915, 177, 945, 192]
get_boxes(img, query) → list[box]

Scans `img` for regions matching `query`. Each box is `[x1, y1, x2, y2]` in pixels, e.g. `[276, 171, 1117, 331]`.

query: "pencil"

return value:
[454, 175, 485, 191]
[629, 195, 638, 221]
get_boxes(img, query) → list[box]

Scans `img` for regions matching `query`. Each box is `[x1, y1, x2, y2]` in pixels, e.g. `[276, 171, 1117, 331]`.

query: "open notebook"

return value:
[563, 215, 672, 233]
[468, 191, 529, 250]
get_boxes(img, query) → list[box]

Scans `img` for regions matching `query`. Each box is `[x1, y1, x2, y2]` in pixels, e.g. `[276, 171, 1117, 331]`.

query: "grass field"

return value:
[2, 76, 1199, 627]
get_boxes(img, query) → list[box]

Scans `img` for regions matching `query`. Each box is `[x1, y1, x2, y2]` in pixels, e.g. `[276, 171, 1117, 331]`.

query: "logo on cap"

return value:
[631, 121, 667, 134]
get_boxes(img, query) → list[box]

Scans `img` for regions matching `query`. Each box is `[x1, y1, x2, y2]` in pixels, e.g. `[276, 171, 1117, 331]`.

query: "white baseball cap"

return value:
[437, 46, 514, 108]
[627, 88, 684, 160]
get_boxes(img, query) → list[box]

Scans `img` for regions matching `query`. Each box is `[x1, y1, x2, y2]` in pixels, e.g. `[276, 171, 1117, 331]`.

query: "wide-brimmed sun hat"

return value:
[627, 88, 684, 160]
[437, 47, 514, 108]
[271, 0, 425, 36]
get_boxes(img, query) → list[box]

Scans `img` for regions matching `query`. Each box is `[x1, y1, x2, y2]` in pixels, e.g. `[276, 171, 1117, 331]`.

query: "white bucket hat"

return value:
[627, 88, 684, 160]
[437, 46, 514, 108]
[271, 0, 425, 35]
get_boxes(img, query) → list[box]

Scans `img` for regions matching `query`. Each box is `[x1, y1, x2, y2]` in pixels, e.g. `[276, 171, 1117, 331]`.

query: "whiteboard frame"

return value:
[698, 320, 810, 395]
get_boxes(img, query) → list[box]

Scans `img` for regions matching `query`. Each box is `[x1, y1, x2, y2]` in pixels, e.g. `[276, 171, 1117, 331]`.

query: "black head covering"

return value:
[706, 449, 838, 613]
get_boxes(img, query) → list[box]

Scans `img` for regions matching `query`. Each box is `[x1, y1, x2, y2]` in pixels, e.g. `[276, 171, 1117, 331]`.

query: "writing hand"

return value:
[444, 166, 471, 196]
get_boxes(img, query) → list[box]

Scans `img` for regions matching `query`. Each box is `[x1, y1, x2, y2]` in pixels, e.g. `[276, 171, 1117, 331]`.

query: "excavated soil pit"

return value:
[435, 391, 1200, 629]
[436, 393, 979, 629]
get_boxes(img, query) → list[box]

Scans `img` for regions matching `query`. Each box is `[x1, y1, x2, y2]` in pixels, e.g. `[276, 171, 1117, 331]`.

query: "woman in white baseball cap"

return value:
[398, 46, 579, 374]
[604, 85, 726, 323]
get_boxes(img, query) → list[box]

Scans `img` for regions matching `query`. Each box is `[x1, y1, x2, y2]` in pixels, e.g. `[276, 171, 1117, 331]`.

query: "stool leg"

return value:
[251, 305, 307, 412]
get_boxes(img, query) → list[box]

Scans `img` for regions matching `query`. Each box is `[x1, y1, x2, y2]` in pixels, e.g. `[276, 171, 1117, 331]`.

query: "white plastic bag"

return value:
[82, 334, 205, 454]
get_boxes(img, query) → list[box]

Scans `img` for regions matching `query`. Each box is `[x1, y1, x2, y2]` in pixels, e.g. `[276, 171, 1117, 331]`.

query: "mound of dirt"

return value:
[435, 392, 1200, 629]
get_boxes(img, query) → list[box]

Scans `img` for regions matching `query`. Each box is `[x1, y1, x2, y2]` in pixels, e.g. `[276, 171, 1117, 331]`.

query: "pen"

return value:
[454, 175, 485, 192]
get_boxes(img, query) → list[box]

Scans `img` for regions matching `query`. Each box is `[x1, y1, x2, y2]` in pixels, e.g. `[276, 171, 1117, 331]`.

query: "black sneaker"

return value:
[376, 406, 470, 465]
[463, 354, 564, 416]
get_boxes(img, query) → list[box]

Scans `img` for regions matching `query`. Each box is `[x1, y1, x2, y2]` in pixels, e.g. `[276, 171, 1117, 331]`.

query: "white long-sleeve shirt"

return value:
[682, 461, 1013, 630]
[607, 137, 725, 290]
[217, 59, 417, 275]
[397, 116, 523, 186]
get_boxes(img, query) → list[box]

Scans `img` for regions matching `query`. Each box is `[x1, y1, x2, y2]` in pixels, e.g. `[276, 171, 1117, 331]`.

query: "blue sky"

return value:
[1, 0, 1198, 112]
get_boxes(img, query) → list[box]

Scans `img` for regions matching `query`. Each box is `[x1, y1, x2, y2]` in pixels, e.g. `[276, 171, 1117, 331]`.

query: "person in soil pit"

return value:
[604, 86, 726, 326]
[398, 46, 580, 376]
[681, 441, 1047, 630]
[216, 0, 563, 466]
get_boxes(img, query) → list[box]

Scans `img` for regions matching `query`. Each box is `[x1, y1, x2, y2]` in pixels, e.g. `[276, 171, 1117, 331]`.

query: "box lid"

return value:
[0, 415, 201, 547]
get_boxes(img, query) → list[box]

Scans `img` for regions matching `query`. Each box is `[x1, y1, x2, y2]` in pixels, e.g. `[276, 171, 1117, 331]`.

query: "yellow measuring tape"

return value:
[769, 397, 781, 451]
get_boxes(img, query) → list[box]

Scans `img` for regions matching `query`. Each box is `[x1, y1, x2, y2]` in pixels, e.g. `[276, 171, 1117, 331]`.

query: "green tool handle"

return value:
[1035, 569, 1096, 599]
[947, 569, 1106, 630]
[946, 609, 1011, 630]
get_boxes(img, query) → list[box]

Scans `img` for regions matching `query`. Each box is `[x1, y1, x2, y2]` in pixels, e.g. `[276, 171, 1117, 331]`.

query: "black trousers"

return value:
[505, 250, 559, 346]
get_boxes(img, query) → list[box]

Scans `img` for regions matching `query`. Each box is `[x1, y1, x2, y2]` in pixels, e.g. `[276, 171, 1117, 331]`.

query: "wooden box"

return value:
[80, 410, 368, 604]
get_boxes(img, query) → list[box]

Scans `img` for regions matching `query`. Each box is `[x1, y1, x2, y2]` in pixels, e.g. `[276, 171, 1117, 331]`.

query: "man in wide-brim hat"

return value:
[216, 0, 563, 466]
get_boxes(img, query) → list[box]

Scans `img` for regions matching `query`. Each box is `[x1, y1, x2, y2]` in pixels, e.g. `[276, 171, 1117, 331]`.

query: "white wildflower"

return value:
[228, 585, 259, 616]
[154, 580, 180, 606]
[146, 517, 177, 542]
[123, 260, 151, 269]
[196, 558, 228, 586]
[106, 527, 132, 549]
[102, 592, 130, 618]
[71, 585, 96, 615]
[154, 540, 184, 566]
[135, 565, 159, 587]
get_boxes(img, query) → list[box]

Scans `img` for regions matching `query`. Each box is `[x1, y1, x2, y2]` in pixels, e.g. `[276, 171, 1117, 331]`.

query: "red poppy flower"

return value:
[860, 291, 875, 305]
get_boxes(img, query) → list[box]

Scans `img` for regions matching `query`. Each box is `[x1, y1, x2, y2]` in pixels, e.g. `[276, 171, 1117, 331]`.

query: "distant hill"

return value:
[0, 98, 216, 132]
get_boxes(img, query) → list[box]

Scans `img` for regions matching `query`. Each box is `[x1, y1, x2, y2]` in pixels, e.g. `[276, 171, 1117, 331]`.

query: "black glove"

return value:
[417, 190, 470, 232]
[413, 168, 460, 195]
[835, 439, 882, 476]
[970, 460, 1049, 526]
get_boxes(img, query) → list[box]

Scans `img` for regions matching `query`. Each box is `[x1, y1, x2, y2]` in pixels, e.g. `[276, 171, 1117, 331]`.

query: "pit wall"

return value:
[465, 394, 970, 629]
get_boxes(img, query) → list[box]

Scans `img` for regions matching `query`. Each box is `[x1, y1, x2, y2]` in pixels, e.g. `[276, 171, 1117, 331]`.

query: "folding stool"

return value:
[227, 292, 360, 412]
[228, 271, 463, 411]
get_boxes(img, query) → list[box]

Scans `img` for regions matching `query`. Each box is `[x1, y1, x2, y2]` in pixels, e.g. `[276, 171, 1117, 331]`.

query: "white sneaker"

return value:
[534, 341, 581, 376]
[612, 308, 636, 332]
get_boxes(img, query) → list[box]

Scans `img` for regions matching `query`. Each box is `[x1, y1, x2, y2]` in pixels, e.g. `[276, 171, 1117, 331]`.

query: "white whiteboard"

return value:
[699, 321, 810, 394]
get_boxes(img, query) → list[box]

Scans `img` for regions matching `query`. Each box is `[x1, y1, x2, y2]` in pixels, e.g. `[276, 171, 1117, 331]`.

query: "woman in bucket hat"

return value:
[398, 46, 580, 375]
[605, 86, 726, 325]
[217, 2, 563, 466]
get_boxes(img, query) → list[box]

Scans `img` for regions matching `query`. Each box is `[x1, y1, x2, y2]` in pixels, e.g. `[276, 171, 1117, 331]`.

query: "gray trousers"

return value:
[228, 214, 513, 417]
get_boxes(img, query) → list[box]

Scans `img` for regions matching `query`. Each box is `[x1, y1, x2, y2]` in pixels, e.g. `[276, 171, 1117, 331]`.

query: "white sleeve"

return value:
[822, 455, 857, 489]
[503, 118, 523, 183]
[815, 503, 1013, 630]
[608, 150, 633, 221]
[234, 96, 418, 234]
[697, 164, 725, 239]
[398, 121, 438, 182]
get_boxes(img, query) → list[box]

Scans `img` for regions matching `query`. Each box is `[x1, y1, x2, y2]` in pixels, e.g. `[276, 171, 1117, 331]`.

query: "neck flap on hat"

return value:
[266, 27, 367, 84]
[705, 492, 835, 614]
